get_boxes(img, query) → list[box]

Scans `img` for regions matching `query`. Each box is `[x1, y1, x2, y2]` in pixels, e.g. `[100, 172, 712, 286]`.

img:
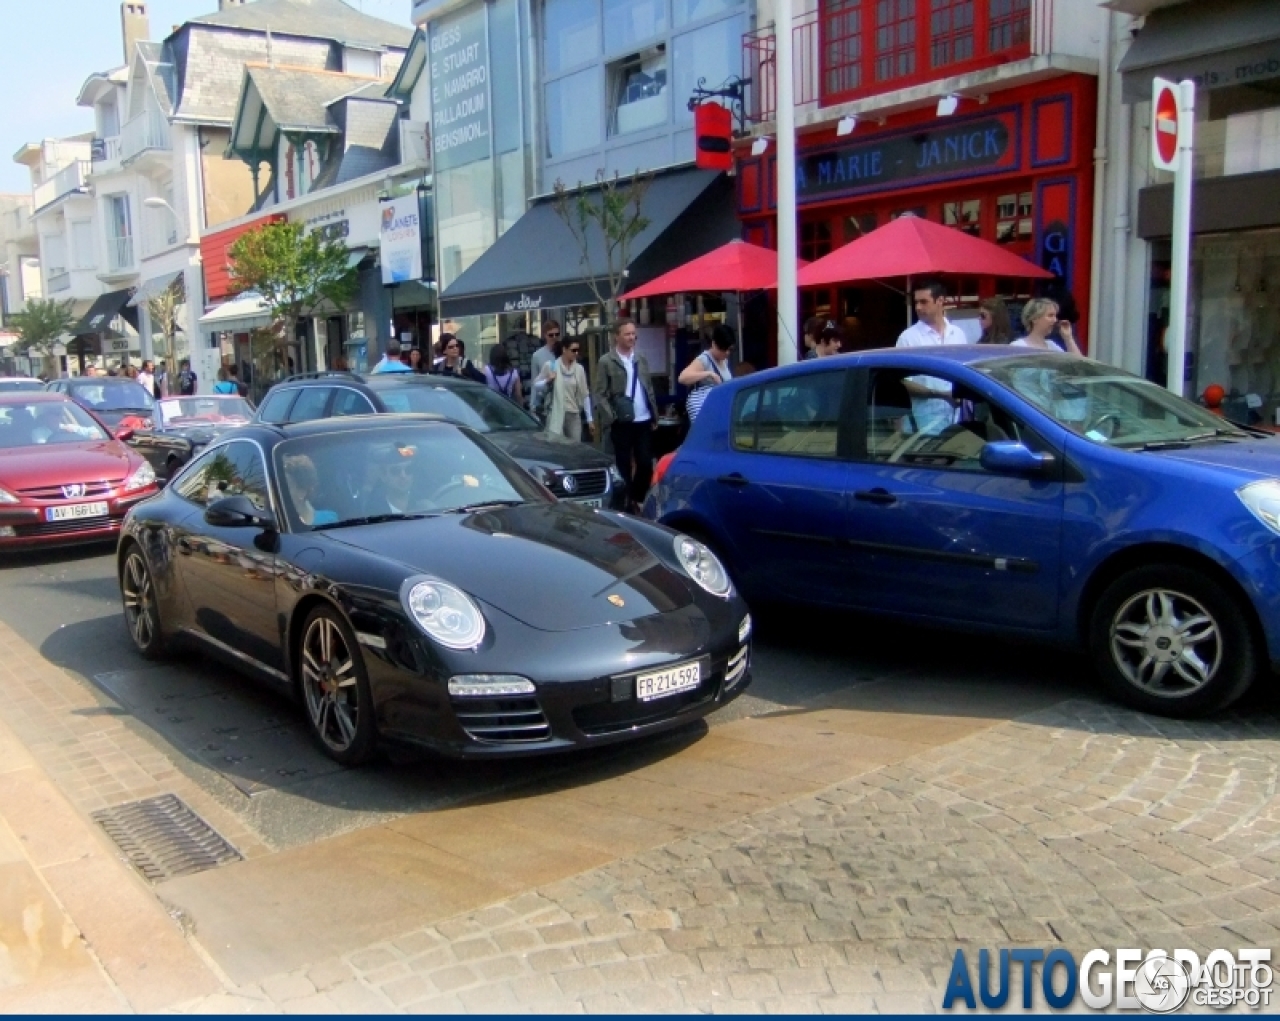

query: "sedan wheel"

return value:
[121, 547, 165, 659]
[1090, 564, 1257, 717]
[299, 607, 376, 765]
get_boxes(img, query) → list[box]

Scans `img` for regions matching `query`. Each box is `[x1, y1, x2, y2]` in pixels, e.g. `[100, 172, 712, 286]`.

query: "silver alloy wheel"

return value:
[122, 551, 156, 650]
[1109, 587, 1222, 696]
[301, 616, 359, 752]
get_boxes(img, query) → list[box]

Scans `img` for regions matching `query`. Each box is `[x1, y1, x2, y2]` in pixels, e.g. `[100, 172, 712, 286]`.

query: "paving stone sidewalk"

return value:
[174, 699, 1280, 1014]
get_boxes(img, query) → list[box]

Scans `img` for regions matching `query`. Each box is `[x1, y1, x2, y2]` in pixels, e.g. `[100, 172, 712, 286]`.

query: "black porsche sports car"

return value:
[127, 394, 255, 479]
[117, 415, 751, 764]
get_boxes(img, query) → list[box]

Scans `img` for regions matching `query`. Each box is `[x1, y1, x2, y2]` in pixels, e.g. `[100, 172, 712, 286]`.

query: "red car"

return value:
[0, 393, 159, 549]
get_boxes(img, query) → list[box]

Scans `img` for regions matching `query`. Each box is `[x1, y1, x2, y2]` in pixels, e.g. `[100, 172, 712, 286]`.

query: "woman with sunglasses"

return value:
[537, 338, 595, 441]
[431, 333, 483, 382]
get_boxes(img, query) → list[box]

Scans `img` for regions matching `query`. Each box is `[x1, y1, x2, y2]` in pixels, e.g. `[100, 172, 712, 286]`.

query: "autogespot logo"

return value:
[943, 947, 1273, 1012]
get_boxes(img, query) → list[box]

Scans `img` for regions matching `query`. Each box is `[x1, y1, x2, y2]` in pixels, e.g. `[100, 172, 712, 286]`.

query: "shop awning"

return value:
[439, 166, 737, 318]
[128, 270, 185, 307]
[71, 288, 139, 337]
[198, 292, 272, 334]
[1117, 0, 1280, 102]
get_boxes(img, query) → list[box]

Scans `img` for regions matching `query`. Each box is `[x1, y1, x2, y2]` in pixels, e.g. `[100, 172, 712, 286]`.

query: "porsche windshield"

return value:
[979, 356, 1247, 448]
[274, 424, 549, 532]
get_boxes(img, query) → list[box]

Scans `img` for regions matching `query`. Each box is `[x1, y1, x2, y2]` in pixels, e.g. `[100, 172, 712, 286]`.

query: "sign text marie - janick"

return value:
[429, 6, 489, 170]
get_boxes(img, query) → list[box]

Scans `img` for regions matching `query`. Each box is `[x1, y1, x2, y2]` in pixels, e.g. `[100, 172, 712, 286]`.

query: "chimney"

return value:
[121, 1, 149, 64]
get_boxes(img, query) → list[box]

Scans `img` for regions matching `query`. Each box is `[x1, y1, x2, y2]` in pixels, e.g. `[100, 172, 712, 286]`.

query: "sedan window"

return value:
[0, 401, 109, 448]
[174, 441, 271, 510]
[257, 388, 296, 424]
[331, 389, 376, 417]
[288, 388, 332, 423]
[731, 371, 845, 458]
[374, 382, 538, 432]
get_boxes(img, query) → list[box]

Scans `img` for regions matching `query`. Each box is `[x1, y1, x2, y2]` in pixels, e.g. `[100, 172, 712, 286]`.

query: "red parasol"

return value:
[621, 239, 809, 300]
[796, 214, 1053, 288]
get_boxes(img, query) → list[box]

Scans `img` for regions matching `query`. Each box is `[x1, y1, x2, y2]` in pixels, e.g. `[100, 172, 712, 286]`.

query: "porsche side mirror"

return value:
[980, 441, 1055, 475]
[115, 427, 135, 442]
[205, 494, 275, 530]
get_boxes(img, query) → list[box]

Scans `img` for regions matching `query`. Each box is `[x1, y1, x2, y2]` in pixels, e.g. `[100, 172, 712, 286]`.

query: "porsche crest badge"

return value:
[607, 594, 625, 607]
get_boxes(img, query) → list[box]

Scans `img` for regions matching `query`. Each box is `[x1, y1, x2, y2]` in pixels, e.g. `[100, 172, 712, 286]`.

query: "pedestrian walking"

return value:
[136, 360, 157, 398]
[802, 316, 823, 360]
[433, 334, 482, 382]
[531, 321, 561, 416]
[813, 321, 843, 357]
[372, 339, 414, 374]
[593, 318, 659, 512]
[1013, 298, 1083, 354]
[176, 359, 197, 395]
[679, 325, 734, 424]
[483, 345, 524, 405]
[538, 338, 594, 441]
[895, 279, 968, 430]
[977, 297, 1014, 345]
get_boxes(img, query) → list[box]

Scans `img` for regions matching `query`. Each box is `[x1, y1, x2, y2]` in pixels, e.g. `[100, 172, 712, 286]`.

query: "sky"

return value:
[0, 0, 413, 194]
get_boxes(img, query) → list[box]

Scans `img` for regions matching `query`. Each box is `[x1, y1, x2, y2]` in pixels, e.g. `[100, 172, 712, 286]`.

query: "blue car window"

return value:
[734, 372, 844, 458]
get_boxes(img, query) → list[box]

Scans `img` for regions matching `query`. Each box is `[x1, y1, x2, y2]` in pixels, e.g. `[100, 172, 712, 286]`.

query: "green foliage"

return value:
[552, 171, 652, 321]
[228, 221, 358, 341]
[146, 277, 184, 365]
[6, 297, 77, 355]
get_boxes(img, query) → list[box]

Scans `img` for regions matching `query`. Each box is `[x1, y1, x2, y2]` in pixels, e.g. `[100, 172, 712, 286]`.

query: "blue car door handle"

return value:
[716, 473, 750, 488]
[854, 488, 897, 506]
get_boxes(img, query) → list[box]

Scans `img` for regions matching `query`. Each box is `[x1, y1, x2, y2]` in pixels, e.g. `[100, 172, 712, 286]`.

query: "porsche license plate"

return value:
[46, 502, 109, 522]
[636, 660, 701, 702]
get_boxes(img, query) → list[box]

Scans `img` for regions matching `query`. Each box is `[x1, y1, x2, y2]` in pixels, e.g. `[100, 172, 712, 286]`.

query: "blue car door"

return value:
[841, 365, 1065, 630]
[706, 367, 856, 604]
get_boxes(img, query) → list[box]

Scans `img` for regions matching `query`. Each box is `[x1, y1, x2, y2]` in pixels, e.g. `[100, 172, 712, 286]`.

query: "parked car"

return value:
[645, 346, 1280, 718]
[253, 372, 625, 509]
[0, 377, 46, 394]
[0, 393, 158, 549]
[117, 415, 750, 763]
[126, 394, 255, 481]
[46, 377, 155, 431]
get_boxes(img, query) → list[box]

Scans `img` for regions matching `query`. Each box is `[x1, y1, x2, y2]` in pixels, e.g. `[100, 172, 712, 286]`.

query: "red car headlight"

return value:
[122, 462, 157, 493]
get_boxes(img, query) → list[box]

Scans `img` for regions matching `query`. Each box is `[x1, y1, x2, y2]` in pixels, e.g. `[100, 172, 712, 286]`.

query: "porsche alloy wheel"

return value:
[299, 607, 376, 765]
[121, 547, 164, 659]
[1090, 564, 1257, 717]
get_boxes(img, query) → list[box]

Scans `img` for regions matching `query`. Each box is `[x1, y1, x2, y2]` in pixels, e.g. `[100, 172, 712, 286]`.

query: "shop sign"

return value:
[429, 6, 490, 171]
[304, 207, 350, 243]
[796, 111, 1018, 204]
[1040, 220, 1071, 280]
[380, 197, 423, 284]
[501, 292, 544, 312]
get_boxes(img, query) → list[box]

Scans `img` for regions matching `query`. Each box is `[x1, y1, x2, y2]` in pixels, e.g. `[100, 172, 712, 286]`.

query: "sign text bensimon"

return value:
[429, 6, 489, 170]
[379, 197, 423, 284]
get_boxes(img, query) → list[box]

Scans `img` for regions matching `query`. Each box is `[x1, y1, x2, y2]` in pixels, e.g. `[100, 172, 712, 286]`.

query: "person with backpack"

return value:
[678, 325, 734, 424]
[176, 359, 197, 395]
[214, 364, 248, 396]
[483, 345, 523, 405]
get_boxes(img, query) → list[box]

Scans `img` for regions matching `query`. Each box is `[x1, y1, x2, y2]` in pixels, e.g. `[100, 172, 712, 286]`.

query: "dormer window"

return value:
[344, 47, 381, 77]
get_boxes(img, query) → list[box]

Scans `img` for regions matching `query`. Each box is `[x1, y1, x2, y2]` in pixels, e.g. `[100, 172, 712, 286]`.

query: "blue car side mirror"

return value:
[980, 441, 1055, 475]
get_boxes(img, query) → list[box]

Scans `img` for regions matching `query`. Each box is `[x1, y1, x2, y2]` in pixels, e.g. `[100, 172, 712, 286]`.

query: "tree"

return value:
[228, 221, 358, 355]
[146, 277, 184, 368]
[552, 171, 653, 323]
[7, 297, 76, 356]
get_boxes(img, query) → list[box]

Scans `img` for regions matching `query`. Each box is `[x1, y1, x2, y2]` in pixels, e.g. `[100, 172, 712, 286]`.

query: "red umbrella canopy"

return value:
[796, 215, 1054, 288]
[621, 239, 809, 300]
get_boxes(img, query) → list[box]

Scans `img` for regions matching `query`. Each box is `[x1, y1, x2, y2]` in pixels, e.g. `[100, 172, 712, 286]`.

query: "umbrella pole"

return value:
[905, 274, 912, 329]
[736, 294, 744, 366]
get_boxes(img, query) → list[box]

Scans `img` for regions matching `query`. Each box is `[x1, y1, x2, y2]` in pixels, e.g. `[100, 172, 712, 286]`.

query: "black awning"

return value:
[71, 287, 139, 337]
[439, 166, 737, 318]
[1118, 0, 1280, 102]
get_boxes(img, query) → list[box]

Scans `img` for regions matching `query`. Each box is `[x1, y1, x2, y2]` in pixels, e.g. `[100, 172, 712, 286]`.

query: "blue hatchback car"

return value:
[645, 346, 1280, 718]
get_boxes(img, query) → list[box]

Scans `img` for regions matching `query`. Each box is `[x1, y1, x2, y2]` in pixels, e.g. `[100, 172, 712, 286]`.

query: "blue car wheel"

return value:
[1090, 564, 1258, 717]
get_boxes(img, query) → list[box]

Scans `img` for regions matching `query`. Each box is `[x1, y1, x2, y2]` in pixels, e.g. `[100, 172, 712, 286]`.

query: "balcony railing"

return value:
[106, 235, 135, 273]
[121, 111, 171, 164]
[92, 135, 122, 164]
[32, 160, 90, 212]
[743, 0, 1037, 122]
[399, 119, 430, 166]
[47, 269, 70, 293]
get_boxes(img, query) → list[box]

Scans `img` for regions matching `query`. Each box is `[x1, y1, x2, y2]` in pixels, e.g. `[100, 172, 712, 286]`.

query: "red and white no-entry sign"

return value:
[1152, 77, 1182, 171]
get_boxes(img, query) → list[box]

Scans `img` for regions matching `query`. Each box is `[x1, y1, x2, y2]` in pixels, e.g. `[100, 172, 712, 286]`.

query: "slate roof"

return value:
[311, 96, 400, 189]
[189, 0, 413, 51]
[246, 65, 371, 132]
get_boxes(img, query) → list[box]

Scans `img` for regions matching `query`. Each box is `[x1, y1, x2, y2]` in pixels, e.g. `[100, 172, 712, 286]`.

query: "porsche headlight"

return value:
[404, 576, 486, 649]
[1238, 480, 1280, 534]
[673, 535, 732, 598]
[122, 462, 156, 493]
[0, 486, 19, 505]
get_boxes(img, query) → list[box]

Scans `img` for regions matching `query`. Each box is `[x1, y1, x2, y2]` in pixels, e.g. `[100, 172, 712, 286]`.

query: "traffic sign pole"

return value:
[1158, 78, 1195, 397]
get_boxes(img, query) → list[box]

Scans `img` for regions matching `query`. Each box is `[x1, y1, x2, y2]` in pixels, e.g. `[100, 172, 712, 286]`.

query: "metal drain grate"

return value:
[92, 794, 242, 883]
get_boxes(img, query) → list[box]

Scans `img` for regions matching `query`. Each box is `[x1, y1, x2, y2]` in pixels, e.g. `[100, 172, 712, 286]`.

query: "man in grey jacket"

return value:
[592, 317, 659, 511]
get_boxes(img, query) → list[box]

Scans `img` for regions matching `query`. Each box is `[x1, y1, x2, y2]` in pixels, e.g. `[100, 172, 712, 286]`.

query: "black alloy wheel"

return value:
[121, 545, 165, 659]
[1089, 564, 1257, 717]
[298, 605, 377, 765]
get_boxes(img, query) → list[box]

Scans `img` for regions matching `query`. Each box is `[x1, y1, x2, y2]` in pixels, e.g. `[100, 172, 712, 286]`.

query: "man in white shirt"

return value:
[895, 279, 969, 431]
[592, 318, 659, 511]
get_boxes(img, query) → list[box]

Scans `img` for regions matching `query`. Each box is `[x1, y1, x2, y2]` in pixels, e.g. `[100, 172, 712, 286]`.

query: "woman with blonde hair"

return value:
[976, 297, 1013, 345]
[1014, 298, 1082, 354]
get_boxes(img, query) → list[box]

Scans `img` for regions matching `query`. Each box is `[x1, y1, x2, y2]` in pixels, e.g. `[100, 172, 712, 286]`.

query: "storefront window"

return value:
[437, 159, 496, 290]
[604, 0, 667, 54]
[995, 191, 1032, 244]
[608, 48, 668, 136]
[547, 68, 603, 156]
[544, 0, 599, 74]
[943, 198, 981, 236]
[1166, 85, 1280, 182]
[875, 0, 916, 83]
[801, 220, 833, 260]
[672, 14, 745, 124]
